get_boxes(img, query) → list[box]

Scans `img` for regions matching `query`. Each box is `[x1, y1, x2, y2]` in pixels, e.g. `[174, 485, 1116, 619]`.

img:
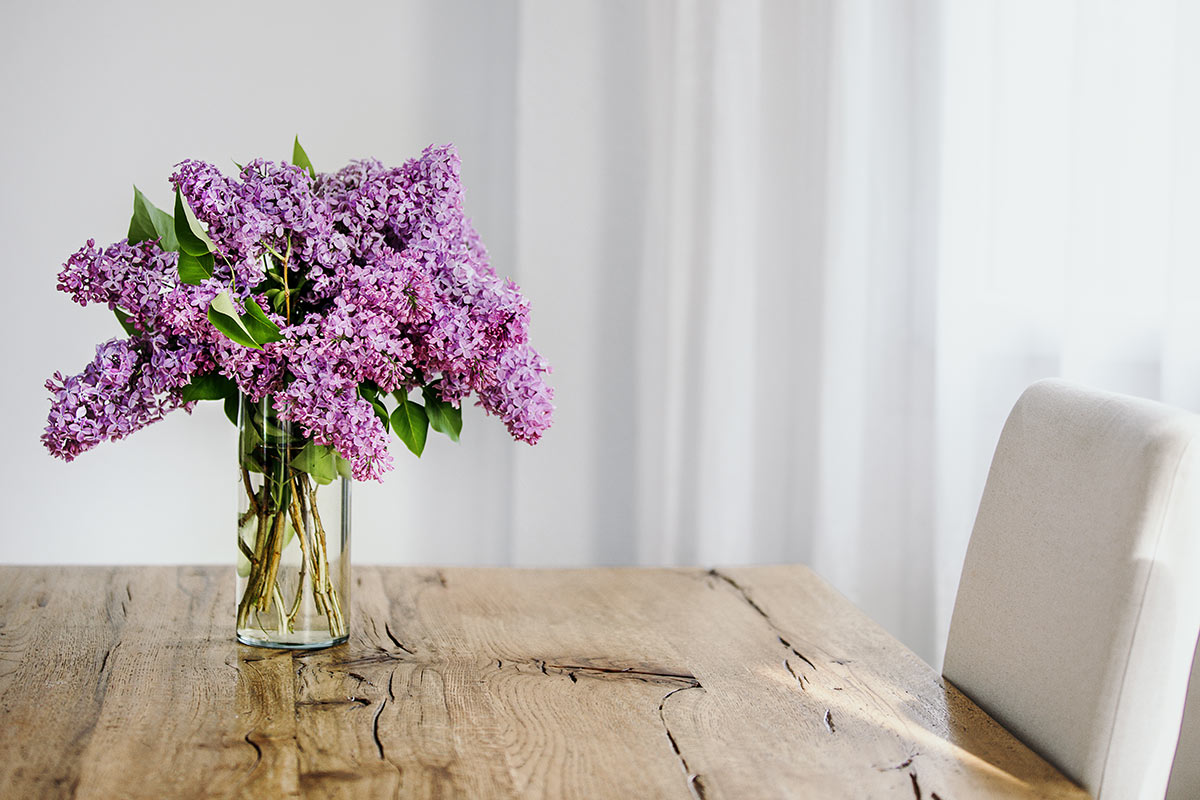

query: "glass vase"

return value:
[235, 394, 350, 649]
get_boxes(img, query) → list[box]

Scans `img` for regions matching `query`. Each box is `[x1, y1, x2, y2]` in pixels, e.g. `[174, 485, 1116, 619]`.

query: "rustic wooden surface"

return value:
[0, 565, 1089, 799]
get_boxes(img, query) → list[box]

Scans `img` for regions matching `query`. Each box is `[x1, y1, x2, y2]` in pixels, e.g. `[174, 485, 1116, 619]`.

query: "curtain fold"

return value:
[508, 0, 1199, 665]
[509, 0, 943, 659]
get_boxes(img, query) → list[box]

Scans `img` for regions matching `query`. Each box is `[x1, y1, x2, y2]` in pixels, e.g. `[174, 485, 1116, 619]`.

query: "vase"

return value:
[235, 394, 350, 649]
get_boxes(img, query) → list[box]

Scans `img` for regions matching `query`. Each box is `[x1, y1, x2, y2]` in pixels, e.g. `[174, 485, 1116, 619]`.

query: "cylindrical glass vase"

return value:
[235, 395, 350, 649]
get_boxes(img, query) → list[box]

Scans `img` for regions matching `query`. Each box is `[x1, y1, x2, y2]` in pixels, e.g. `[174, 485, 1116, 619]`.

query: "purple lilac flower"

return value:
[44, 144, 554, 479]
[477, 344, 555, 444]
[43, 336, 189, 461]
[57, 238, 179, 333]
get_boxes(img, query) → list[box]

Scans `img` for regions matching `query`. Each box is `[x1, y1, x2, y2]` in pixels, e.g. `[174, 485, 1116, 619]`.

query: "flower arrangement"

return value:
[41, 139, 553, 645]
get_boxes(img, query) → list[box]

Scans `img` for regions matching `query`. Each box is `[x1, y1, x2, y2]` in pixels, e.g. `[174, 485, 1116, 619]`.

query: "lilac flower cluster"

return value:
[43, 144, 554, 480]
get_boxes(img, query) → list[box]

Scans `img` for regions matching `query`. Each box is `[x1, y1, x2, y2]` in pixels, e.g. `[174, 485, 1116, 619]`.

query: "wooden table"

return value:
[0, 565, 1088, 799]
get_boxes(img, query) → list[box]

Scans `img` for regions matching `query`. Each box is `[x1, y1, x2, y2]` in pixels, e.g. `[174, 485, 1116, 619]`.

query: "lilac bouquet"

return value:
[42, 140, 553, 646]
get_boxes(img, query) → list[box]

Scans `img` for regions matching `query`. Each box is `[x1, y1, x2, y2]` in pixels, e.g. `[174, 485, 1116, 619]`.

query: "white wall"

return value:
[0, 0, 529, 565]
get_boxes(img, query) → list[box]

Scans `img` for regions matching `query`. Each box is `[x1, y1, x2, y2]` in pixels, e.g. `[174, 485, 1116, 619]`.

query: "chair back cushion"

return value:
[944, 379, 1200, 799]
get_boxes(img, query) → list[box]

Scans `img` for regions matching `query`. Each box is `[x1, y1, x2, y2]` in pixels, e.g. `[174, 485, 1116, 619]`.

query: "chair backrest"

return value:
[943, 379, 1200, 799]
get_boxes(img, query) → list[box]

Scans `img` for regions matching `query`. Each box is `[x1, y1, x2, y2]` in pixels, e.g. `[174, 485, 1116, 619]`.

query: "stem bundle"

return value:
[236, 463, 346, 642]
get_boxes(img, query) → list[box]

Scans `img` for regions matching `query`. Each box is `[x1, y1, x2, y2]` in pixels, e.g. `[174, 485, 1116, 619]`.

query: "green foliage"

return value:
[292, 136, 316, 180]
[390, 395, 428, 457]
[422, 386, 462, 443]
[241, 298, 283, 345]
[290, 441, 338, 485]
[358, 383, 391, 433]
[207, 291, 283, 350]
[179, 373, 237, 403]
[264, 287, 285, 313]
[177, 250, 215, 285]
[208, 291, 261, 349]
[174, 188, 216, 256]
[113, 308, 138, 336]
[223, 393, 239, 426]
[128, 186, 179, 251]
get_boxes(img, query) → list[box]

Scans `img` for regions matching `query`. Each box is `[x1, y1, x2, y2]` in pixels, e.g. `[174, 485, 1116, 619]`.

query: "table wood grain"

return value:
[0, 565, 1088, 799]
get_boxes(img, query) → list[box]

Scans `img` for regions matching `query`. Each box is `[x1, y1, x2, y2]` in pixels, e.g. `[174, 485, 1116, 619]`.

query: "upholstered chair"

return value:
[944, 379, 1200, 799]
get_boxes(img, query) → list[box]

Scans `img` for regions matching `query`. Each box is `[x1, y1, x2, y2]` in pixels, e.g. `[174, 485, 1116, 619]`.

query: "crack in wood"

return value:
[91, 642, 120, 706]
[243, 732, 262, 772]
[778, 637, 817, 671]
[332, 652, 406, 668]
[301, 769, 363, 783]
[783, 659, 807, 691]
[545, 662, 698, 685]
[708, 570, 825, 684]
[706, 569, 769, 619]
[387, 668, 396, 702]
[876, 753, 918, 771]
[420, 570, 449, 588]
[296, 697, 371, 708]
[824, 709, 836, 734]
[383, 622, 415, 655]
[658, 684, 708, 800]
[371, 699, 387, 760]
[346, 671, 374, 686]
[909, 770, 921, 799]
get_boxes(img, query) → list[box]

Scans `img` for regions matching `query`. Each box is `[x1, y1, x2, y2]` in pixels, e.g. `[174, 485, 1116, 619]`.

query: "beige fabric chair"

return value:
[943, 379, 1200, 799]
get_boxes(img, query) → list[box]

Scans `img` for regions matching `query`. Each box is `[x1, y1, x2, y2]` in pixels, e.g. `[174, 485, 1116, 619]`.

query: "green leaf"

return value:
[223, 393, 239, 426]
[179, 373, 237, 403]
[177, 250, 215, 285]
[241, 298, 284, 345]
[292, 136, 316, 180]
[251, 404, 289, 440]
[358, 384, 390, 432]
[291, 441, 337, 485]
[335, 454, 353, 480]
[422, 386, 462, 443]
[390, 398, 428, 457]
[208, 291, 261, 349]
[370, 397, 390, 432]
[113, 308, 139, 336]
[128, 186, 179, 252]
[174, 188, 216, 256]
[207, 293, 284, 350]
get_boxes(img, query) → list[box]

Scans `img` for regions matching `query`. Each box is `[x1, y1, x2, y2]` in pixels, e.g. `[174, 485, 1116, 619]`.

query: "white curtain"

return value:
[502, 0, 943, 657]
[501, 0, 1200, 664]
[932, 0, 1200, 658]
[5, 0, 1197, 666]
